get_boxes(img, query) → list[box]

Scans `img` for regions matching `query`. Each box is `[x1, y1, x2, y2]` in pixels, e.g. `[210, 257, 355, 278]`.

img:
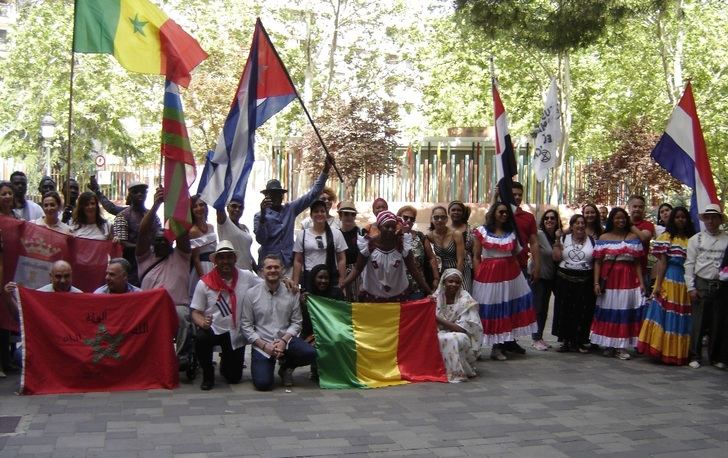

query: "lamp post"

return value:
[40, 114, 56, 177]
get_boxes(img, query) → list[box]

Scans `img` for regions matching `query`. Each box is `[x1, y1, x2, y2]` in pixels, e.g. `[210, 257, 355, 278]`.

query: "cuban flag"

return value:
[651, 82, 719, 230]
[198, 19, 297, 210]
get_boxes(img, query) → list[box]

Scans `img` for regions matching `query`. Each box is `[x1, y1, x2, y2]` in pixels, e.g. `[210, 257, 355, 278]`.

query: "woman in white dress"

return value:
[189, 195, 217, 297]
[434, 268, 483, 382]
[70, 191, 112, 240]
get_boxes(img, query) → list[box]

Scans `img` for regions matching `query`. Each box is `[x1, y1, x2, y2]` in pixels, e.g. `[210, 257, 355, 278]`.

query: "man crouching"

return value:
[241, 254, 315, 391]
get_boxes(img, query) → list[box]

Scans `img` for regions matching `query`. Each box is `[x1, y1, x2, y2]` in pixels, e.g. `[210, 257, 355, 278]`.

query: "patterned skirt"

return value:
[590, 262, 645, 349]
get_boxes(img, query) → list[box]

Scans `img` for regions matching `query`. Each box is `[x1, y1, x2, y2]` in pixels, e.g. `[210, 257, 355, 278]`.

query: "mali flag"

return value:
[73, 0, 208, 87]
[307, 296, 447, 389]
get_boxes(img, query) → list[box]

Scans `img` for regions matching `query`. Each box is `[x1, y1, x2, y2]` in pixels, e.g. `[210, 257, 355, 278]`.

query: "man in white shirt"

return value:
[241, 254, 314, 391]
[684, 203, 728, 368]
[216, 196, 255, 271]
[10, 171, 43, 221]
[190, 240, 262, 390]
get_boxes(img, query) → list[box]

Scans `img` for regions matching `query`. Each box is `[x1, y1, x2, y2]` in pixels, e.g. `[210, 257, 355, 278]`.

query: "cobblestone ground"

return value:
[0, 337, 727, 457]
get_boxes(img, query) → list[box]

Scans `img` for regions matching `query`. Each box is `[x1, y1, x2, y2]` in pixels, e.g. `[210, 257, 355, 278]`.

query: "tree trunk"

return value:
[344, 176, 357, 201]
[551, 50, 572, 206]
[324, 0, 343, 100]
[303, 11, 315, 105]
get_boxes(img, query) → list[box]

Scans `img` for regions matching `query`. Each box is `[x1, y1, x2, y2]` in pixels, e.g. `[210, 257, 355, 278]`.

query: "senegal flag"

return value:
[307, 296, 447, 389]
[73, 0, 207, 87]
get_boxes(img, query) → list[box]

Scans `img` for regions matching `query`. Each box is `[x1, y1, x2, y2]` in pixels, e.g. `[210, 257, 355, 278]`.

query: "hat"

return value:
[376, 210, 398, 227]
[128, 181, 148, 191]
[700, 203, 724, 217]
[338, 201, 357, 214]
[210, 240, 238, 263]
[261, 179, 287, 194]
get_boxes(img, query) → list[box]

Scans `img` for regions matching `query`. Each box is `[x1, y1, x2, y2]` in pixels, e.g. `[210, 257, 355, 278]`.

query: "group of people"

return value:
[1, 160, 727, 391]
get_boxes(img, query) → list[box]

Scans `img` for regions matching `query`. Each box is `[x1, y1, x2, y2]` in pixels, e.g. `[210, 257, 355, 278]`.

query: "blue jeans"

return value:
[250, 337, 316, 391]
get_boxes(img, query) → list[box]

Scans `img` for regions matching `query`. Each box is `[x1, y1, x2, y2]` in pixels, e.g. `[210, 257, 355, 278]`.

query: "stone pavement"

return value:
[0, 340, 727, 458]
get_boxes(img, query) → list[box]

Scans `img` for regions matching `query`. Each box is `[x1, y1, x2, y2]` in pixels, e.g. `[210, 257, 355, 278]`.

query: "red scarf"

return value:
[201, 268, 239, 325]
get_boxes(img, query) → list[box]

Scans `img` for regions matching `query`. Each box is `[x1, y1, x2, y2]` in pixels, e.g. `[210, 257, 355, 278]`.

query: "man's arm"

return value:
[136, 187, 163, 257]
[684, 235, 698, 295]
[216, 208, 227, 225]
[289, 160, 331, 215]
[88, 176, 125, 215]
[283, 292, 302, 339]
[253, 212, 268, 245]
[631, 223, 653, 244]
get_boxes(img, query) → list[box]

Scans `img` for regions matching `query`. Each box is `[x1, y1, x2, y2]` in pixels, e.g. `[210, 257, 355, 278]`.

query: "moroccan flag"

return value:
[306, 296, 447, 389]
[162, 80, 195, 241]
[198, 18, 297, 210]
[73, 0, 208, 87]
[18, 288, 179, 395]
[651, 82, 720, 231]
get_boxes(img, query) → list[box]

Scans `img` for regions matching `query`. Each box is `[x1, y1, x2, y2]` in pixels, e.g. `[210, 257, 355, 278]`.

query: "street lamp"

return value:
[40, 114, 56, 176]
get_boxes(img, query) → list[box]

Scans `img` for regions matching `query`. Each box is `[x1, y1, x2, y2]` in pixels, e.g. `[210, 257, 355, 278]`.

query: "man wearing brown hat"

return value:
[254, 160, 332, 274]
[684, 203, 728, 368]
[113, 181, 161, 286]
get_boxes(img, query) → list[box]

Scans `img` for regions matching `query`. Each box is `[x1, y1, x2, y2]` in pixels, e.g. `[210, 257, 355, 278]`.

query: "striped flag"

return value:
[492, 78, 518, 207]
[306, 296, 447, 389]
[161, 80, 195, 241]
[651, 82, 720, 231]
[198, 19, 297, 210]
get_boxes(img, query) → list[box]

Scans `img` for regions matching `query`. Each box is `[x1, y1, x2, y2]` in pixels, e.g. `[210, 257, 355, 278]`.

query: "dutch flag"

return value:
[651, 82, 720, 230]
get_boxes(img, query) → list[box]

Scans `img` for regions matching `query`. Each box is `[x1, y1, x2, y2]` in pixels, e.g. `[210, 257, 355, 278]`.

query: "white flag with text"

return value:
[533, 79, 562, 182]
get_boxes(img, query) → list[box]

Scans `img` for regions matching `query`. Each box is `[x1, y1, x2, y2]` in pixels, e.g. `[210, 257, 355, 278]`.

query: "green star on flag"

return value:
[129, 13, 148, 36]
[83, 323, 124, 363]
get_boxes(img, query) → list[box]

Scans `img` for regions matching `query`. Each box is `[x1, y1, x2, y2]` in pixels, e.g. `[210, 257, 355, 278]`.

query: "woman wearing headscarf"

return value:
[341, 210, 432, 301]
[435, 269, 483, 382]
[638, 206, 694, 365]
[448, 201, 474, 292]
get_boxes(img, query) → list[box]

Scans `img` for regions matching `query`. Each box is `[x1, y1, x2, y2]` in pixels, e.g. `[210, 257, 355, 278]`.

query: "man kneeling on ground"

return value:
[241, 254, 315, 391]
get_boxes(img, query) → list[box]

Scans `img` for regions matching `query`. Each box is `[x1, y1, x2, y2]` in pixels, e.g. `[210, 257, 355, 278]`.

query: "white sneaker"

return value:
[713, 362, 726, 370]
[615, 350, 631, 360]
[532, 340, 549, 351]
[0, 370, 6, 378]
[688, 360, 701, 369]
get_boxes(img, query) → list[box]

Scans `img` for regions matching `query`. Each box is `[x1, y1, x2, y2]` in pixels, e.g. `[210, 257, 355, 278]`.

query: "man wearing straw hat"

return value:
[684, 203, 728, 369]
[190, 240, 262, 390]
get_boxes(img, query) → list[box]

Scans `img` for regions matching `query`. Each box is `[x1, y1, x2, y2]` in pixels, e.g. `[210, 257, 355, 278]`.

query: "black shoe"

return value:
[504, 341, 526, 355]
[278, 366, 294, 387]
[557, 344, 570, 353]
[200, 380, 214, 391]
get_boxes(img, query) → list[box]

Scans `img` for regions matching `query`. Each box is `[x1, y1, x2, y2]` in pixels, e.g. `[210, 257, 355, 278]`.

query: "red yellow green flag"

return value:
[306, 296, 448, 389]
[162, 80, 195, 240]
[73, 0, 207, 87]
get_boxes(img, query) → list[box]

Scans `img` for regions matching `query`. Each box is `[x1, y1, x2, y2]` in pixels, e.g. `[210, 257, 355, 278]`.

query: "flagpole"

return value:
[257, 20, 344, 182]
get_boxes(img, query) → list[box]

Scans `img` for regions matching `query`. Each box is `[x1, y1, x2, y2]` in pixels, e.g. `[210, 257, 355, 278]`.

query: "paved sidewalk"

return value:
[1, 341, 727, 458]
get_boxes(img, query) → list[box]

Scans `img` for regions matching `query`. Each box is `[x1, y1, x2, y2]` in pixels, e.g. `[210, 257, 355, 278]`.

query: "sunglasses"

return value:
[544, 215, 557, 220]
[432, 215, 448, 221]
[401, 215, 415, 222]
[315, 235, 324, 250]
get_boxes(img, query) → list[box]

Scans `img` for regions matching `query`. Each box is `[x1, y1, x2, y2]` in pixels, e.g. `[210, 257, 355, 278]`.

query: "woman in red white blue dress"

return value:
[591, 207, 646, 360]
[472, 202, 536, 361]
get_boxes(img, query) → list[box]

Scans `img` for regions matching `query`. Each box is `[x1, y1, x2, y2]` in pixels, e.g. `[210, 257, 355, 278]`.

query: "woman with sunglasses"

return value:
[397, 205, 439, 299]
[292, 200, 347, 293]
[426, 206, 465, 278]
[638, 206, 694, 365]
[472, 202, 536, 361]
[530, 209, 562, 351]
[341, 210, 432, 301]
[592, 207, 645, 360]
